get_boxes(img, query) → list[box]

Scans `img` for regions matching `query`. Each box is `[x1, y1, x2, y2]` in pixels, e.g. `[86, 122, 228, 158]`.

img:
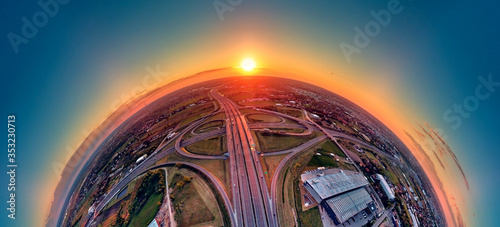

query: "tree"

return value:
[176, 180, 185, 189]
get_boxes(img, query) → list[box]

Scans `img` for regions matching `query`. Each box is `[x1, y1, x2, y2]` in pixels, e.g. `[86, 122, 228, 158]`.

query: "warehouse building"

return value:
[302, 169, 374, 225]
[303, 169, 369, 203]
[322, 187, 374, 225]
[375, 173, 395, 201]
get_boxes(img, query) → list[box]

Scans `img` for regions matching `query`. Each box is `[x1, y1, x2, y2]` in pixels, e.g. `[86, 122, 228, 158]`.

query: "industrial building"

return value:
[322, 187, 374, 225]
[375, 174, 395, 201]
[302, 169, 369, 203]
[302, 169, 374, 225]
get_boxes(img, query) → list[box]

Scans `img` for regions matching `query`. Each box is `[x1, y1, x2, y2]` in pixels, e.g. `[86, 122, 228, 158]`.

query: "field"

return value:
[276, 145, 319, 227]
[320, 140, 346, 158]
[155, 152, 231, 197]
[246, 113, 283, 123]
[125, 170, 166, 226]
[127, 193, 163, 226]
[177, 103, 216, 128]
[242, 100, 279, 107]
[293, 179, 323, 227]
[239, 108, 261, 115]
[254, 131, 318, 153]
[168, 169, 223, 226]
[206, 112, 226, 121]
[307, 154, 338, 168]
[260, 154, 288, 190]
[268, 127, 305, 133]
[193, 120, 224, 134]
[185, 135, 227, 156]
[276, 106, 304, 119]
[102, 179, 137, 212]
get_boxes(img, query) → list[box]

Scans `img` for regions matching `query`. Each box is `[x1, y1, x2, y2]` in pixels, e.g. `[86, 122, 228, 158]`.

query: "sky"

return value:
[1, 0, 499, 226]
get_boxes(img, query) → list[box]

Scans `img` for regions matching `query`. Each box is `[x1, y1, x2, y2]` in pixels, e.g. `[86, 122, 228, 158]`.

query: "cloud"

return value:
[405, 123, 471, 227]
[451, 196, 466, 227]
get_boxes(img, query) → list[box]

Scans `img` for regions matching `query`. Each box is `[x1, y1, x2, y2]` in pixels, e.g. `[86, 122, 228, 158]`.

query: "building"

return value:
[147, 218, 159, 227]
[136, 154, 147, 164]
[322, 187, 374, 225]
[303, 169, 368, 203]
[301, 169, 373, 225]
[375, 174, 395, 201]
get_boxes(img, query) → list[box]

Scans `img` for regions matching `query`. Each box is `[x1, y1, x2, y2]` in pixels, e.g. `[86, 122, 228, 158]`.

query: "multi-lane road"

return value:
[81, 89, 394, 227]
[212, 90, 277, 227]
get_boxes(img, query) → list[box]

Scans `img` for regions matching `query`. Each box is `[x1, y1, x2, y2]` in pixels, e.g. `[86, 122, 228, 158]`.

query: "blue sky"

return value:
[1, 0, 499, 226]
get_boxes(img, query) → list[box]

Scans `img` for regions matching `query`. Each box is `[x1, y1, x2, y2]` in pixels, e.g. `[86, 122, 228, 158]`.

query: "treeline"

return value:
[130, 170, 166, 215]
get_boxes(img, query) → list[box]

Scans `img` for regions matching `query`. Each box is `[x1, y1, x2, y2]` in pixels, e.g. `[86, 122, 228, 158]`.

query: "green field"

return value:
[124, 170, 166, 227]
[128, 193, 162, 227]
[261, 154, 288, 189]
[185, 135, 227, 155]
[320, 140, 346, 158]
[268, 127, 305, 133]
[194, 120, 224, 134]
[276, 143, 322, 227]
[246, 114, 283, 123]
[277, 107, 303, 119]
[156, 152, 230, 192]
[307, 154, 338, 168]
[381, 169, 399, 185]
[293, 179, 322, 227]
[255, 132, 314, 153]
[170, 172, 216, 226]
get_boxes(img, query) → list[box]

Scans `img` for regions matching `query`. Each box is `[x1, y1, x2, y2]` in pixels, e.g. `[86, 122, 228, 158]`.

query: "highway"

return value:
[304, 110, 362, 172]
[212, 90, 277, 227]
[269, 133, 327, 226]
[82, 90, 398, 227]
[251, 107, 314, 134]
[262, 135, 327, 157]
[251, 123, 312, 136]
[174, 116, 227, 160]
[248, 123, 306, 131]
[85, 114, 218, 226]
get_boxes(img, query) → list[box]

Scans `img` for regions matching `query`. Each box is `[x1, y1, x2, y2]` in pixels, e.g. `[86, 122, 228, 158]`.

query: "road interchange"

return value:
[83, 89, 396, 227]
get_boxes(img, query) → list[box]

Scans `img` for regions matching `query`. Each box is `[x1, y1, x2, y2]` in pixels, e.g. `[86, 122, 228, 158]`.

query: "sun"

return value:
[241, 58, 256, 71]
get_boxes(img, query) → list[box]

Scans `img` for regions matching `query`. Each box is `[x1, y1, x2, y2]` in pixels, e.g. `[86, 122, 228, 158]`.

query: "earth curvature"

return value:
[58, 73, 446, 227]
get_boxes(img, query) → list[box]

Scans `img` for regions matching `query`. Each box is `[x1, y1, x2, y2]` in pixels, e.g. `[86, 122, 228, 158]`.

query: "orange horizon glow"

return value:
[241, 58, 256, 71]
[42, 64, 463, 227]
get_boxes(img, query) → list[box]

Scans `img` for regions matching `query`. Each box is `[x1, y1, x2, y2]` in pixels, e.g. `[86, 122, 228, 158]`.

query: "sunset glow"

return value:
[241, 58, 256, 71]
[11, 2, 490, 227]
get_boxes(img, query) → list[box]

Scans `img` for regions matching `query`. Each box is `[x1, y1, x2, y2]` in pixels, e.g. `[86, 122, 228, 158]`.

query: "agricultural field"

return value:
[185, 135, 227, 156]
[167, 168, 225, 226]
[246, 113, 283, 123]
[254, 131, 321, 153]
